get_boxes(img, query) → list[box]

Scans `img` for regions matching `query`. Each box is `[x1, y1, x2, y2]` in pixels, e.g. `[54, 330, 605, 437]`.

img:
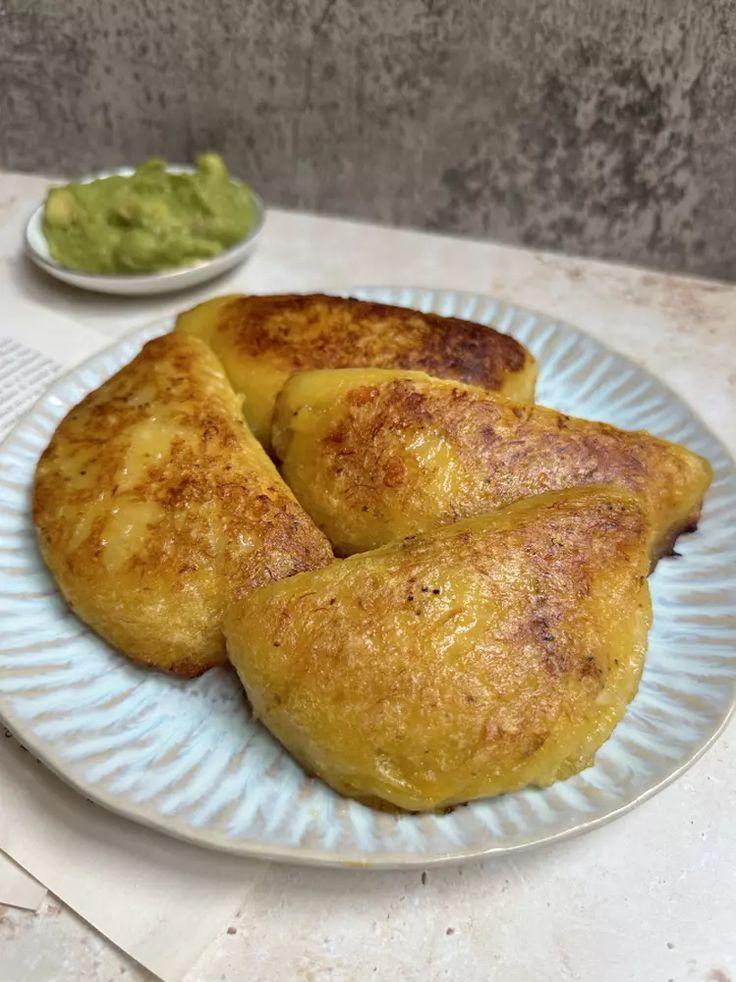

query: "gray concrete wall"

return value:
[2, 0, 736, 280]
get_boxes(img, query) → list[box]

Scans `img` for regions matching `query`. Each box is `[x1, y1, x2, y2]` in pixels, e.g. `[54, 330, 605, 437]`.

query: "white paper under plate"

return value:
[0, 287, 734, 868]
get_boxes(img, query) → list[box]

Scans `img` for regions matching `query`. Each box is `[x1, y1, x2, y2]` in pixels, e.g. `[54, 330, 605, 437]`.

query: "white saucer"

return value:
[24, 166, 265, 296]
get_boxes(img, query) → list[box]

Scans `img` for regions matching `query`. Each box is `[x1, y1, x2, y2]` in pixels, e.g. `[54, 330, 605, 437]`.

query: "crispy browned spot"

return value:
[219, 294, 527, 390]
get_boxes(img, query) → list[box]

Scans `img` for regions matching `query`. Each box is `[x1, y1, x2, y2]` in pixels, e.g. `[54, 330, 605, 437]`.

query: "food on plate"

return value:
[226, 487, 653, 811]
[33, 333, 332, 676]
[272, 367, 712, 559]
[26, 278, 717, 819]
[175, 293, 537, 447]
[42, 153, 257, 274]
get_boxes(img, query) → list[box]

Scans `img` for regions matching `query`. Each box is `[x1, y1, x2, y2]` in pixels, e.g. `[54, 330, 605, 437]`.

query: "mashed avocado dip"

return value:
[43, 154, 257, 275]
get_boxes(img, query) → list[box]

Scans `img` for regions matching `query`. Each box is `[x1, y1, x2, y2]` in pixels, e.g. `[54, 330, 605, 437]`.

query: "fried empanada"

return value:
[226, 487, 652, 811]
[33, 334, 332, 676]
[175, 293, 537, 447]
[272, 368, 712, 559]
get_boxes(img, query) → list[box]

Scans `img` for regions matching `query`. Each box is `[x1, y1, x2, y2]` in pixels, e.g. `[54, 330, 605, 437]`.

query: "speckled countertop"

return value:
[0, 171, 734, 982]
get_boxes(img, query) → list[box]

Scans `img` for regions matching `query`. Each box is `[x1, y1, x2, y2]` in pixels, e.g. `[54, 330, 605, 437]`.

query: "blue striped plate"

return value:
[0, 286, 734, 867]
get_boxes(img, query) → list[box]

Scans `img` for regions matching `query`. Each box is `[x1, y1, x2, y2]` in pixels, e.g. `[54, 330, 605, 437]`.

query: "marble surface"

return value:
[0, 170, 734, 982]
[3, 1, 736, 280]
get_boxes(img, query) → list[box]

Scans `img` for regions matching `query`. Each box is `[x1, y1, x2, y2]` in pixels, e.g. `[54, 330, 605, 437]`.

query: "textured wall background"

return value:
[2, 0, 736, 279]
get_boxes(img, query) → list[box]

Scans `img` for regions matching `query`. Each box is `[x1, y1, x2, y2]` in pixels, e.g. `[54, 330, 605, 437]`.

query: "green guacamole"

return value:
[43, 153, 257, 275]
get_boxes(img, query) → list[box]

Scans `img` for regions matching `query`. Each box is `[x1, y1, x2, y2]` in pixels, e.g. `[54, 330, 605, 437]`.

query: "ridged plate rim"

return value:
[0, 286, 734, 868]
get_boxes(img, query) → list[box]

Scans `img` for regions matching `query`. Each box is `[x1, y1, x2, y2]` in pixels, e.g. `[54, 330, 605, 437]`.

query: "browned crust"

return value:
[216, 293, 531, 391]
[33, 333, 332, 676]
[273, 371, 712, 561]
[226, 487, 653, 810]
[653, 505, 702, 565]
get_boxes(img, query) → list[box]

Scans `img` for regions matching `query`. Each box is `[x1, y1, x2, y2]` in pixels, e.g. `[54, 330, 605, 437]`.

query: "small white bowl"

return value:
[24, 165, 265, 296]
